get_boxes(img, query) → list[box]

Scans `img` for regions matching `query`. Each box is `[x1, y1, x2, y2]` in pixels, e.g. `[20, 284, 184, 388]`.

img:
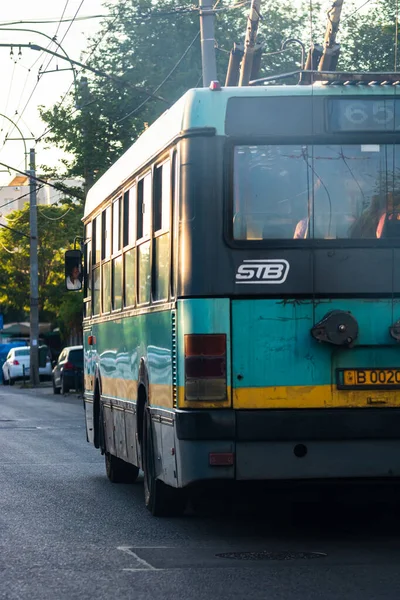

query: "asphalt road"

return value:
[2, 386, 400, 600]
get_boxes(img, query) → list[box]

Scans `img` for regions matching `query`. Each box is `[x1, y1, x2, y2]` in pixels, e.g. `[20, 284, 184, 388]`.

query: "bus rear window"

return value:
[233, 144, 400, 241]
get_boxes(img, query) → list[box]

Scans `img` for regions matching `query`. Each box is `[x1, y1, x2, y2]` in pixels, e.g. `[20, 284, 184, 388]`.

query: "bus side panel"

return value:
[174, 298, 235, 486]
[90, 309, 175, 472]
[83, 327, 95, 445]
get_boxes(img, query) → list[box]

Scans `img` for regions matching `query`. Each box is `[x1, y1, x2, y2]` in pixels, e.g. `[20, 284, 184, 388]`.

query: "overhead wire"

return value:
[0, 16, 108, 26]
[39, 206, 72, 220]
[0, 239, 19, 253]
[38, 0, 72, 78]
[0, 186, 45, 212]
[342, 0, 375, 22]
[41, 0, 83, 75]
[0, 59, 17, 139]
[116, 30, 200, 124]
[0, 160, 83, 201]
[5, 0, 86, 144]
[36, 0, 131, 142]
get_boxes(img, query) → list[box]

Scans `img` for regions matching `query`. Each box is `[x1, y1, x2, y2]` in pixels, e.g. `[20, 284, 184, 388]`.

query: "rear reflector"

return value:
[209, 452, 234, 466]
[184, 334, 227, 402]
[13, 360, 19, 366]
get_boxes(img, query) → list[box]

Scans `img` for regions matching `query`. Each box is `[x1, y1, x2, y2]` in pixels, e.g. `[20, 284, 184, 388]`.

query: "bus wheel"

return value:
[143, 406, 186, 517]
[105, 452, 139, 484]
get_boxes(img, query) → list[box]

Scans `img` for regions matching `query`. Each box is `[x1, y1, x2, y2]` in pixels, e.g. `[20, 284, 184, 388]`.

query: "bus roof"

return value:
[84, 83, 399, 219]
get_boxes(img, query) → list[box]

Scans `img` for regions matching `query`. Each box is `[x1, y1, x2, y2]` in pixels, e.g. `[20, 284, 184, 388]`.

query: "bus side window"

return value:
[102, 207, 111, 313]
[112, 197, 123, 311]
[92, 216, 101, 316]
[137, 173, 152, 304]
[153, 160, 171, 302]
[124, 186, 136, 307]
[84, 222, 92, 318]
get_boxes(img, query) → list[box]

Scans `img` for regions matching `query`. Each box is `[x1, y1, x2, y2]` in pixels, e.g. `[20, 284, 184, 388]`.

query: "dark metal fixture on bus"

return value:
[390, 320, 400, 342]
[311, 310, 358, 347]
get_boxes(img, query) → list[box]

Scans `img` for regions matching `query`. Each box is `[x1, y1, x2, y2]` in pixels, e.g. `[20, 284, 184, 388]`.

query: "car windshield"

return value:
[233, 144, 400, 241]
[68, 350, 83, 366]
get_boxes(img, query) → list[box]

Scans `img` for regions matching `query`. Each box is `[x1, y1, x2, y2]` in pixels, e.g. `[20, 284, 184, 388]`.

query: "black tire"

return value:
[2, 373, 9, 385]
[143, 406, 186, 517]
[105, 452, 140, 484]
[61, 377, 69, 394]
[9, 373, 15, 386]
[53, 378, 61, 395]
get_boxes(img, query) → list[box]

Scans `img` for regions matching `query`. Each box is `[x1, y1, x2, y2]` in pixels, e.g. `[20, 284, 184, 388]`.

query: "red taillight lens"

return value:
[185, 334, 226, 357]
[64, 361, 74, 371]
[184, 334, 227, 402]
[185, 357, 226, 378]
[13, 360, 19, 366]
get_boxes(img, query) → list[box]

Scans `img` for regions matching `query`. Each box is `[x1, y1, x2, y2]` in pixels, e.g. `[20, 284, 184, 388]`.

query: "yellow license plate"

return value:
[339, 369, 400, 389]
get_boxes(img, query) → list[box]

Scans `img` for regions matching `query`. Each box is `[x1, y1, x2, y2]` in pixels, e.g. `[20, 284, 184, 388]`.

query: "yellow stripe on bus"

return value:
[233, 385, 400, 409]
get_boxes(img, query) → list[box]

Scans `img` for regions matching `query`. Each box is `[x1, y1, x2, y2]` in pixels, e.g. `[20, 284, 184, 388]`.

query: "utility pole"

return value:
[238, 0, 262, 86]
[318, 0, 344, 71]
[28, 148, 39, 386]
[79, 77, 94, 196]
[199, 0, 217, 86]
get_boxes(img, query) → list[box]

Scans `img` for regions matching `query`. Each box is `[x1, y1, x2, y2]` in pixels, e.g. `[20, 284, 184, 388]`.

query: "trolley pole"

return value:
[199, 0, 217, 86]
[318, 0, 344, 71]
[238, 0, 262, 86]
[28, 147, 39, 386]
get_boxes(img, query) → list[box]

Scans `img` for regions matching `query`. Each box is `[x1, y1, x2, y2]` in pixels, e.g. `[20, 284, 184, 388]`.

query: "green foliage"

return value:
[0, 202, 83, 338]
[339, 3, 400, 71]
[39, 0, 400, 185]
[39, 0, 316, 182]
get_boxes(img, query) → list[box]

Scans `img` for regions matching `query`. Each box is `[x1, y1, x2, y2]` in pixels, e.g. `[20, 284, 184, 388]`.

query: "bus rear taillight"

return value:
[184, 334, 227, 402]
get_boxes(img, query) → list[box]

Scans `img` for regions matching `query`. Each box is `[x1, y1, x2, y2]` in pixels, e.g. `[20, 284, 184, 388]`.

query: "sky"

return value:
[0, 0, 112, 186]
[0, 0, 375, 189]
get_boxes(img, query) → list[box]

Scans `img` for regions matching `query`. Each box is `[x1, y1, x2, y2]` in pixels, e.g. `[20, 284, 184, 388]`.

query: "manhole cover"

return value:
[215, 551, 327, 561]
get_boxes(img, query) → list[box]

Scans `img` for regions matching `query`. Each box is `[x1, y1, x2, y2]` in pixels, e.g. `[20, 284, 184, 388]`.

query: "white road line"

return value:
[117, 546, 158, 571]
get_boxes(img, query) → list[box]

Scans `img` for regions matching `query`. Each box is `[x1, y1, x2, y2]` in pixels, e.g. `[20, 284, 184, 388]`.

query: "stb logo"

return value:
[236, 259, 290, 285]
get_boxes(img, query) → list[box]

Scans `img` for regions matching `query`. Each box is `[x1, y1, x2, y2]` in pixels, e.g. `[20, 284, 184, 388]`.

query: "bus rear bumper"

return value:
[175, 408, 400, 485]
[235, 440, 400, 480]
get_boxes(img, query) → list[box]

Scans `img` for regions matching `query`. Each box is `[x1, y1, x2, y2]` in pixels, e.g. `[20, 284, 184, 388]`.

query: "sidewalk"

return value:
[10, 381, 83, 399]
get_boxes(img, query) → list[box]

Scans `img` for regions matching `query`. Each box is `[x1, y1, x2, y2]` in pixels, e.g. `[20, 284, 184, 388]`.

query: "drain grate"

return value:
[216, 551, 327, 561]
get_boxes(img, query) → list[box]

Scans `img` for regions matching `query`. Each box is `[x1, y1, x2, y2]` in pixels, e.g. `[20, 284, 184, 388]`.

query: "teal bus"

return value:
[75, 73, 400, 516]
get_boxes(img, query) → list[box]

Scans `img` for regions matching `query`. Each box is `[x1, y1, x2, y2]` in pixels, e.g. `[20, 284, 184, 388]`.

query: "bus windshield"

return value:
[233, 144, 400, 241]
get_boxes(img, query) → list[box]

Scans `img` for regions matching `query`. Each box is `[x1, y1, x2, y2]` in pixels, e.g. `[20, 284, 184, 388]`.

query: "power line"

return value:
[12, 2, 86, 136]
[54, 0, 72, 40]
[117, 30, 200, 124]
[0, 15, 108, 26]
[0, 221, 30, 239]
[0, 185, 45, 212]
[0, 59, 17, 139]
[0, 239, 19, 254]
[35, 0, 131, 142]
[39, 206, 72, 220]
[38, 0, 72, 76]
[342, 0, 375, 22]
[0, 161, 83, 201]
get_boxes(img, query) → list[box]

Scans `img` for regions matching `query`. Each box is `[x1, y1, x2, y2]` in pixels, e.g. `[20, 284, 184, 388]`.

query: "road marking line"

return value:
[117, 546, 157, 570]
[122, 568, 166, 572]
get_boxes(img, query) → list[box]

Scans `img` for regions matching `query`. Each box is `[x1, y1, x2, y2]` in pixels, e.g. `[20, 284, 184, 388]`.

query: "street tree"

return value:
[0, 200, 83, 337]
[39, 0, 314, 182]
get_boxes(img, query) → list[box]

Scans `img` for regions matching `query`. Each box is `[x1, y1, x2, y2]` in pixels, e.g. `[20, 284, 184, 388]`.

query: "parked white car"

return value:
[2, 346, 52, 385]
